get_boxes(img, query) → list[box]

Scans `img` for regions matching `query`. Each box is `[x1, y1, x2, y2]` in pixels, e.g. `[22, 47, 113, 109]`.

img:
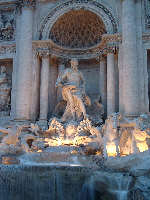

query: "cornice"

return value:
[0, 1, 17, 10]
[0, 0, 17, 5]
[0, 42, 16, 56]
[33, 33, 121, 59]
[1, 33, 150, 58]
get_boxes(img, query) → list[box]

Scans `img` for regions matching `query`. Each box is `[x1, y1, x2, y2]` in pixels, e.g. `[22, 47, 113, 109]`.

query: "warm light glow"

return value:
[106, 143, 119, 157]
[57, 139, 62, 146]
[44, 138, 75, 146]
[136, 143, 149, 152]
[133, 130, 150, 153]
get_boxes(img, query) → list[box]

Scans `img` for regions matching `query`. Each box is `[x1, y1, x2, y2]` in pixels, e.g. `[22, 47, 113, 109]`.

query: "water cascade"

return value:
[0, 164, 134, 200]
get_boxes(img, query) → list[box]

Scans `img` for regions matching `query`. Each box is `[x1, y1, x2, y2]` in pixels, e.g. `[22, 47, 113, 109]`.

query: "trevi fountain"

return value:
[0, 0, 150, 199]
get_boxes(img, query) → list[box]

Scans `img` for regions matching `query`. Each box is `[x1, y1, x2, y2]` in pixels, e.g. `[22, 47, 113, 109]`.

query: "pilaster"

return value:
[39, 51, 50, 120]
[122, 0, 140, 116]
[99, 55, 107, 115]
[107, 50, 116, 116]
[15, 0, 34, 120]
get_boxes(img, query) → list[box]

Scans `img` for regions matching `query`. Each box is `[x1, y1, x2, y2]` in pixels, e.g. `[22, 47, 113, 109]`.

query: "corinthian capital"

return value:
[37, 48, 50, 58]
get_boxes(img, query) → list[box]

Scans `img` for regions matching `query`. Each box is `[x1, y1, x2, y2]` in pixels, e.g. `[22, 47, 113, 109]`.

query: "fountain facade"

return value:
[0, 0, 150, 199]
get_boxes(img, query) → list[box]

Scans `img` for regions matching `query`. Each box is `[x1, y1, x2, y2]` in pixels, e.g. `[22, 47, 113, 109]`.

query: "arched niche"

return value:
[39, 0, 118, 41]
[49, 9, 106, 49]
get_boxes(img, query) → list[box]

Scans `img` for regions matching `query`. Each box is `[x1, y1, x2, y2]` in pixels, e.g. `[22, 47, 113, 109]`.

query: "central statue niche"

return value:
[49, 9, 106, 49]
[56, 58, 88, 122]
[45, 58, 105, 148]
[55, 58, 104, 124]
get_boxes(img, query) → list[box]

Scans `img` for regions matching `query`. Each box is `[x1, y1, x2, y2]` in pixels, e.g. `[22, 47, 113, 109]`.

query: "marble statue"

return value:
[56, 58, 87, 122]
[0, 66, 11, 113]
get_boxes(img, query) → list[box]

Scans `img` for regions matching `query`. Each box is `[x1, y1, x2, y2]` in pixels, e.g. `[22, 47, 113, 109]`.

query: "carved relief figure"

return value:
[0, 11, 15, 41]
[0, 66, 11, 112]
[56, 59, 87, 121]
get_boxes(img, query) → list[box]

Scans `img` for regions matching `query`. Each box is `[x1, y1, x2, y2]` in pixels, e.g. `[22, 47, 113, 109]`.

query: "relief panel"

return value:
[0, 9, 16, 42]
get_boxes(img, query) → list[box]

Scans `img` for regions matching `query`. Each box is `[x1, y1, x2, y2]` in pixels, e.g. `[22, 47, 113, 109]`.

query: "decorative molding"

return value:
[97, 54, 106, 62]
[144, 0, 150, 29]
[37, 48, 50, 58]
[49, 9, 106, 49]
[39, 0, 118, 40]
[37, 0, 59, 2]
[1, 33, 150, 59]
[0, 43, 16, 56]
[142, 33, 150, 41]
[33, 33, 121, 59]
[16, 0, 36, 10]
[104, 45, 118, 55]
[102, 33, 121, 43]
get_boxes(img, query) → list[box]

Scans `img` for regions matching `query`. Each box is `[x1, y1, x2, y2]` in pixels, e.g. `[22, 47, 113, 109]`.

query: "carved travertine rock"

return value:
[102, 113, 150, 157]
[0, 124, 41, 154]
[102, 113, 121, 157]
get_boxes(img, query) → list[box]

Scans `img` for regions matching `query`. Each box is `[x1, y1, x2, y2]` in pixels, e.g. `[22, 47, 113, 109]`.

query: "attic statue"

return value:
[56, 59, 88, 122]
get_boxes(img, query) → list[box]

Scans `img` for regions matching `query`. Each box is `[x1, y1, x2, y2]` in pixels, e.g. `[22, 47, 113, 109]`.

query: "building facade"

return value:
[0, 0, 149, 122]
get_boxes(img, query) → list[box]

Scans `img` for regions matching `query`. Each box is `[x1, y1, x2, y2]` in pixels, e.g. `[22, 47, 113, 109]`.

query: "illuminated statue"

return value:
[56, 58, 87, 121]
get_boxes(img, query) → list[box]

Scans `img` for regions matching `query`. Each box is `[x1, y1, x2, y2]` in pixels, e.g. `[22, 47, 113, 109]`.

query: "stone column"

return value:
[49, 59, 58, 114]
[15, 1, 35, 120]
[57, 61, 65, 103]
[30, 49, 40, 121]
[99, 56, 107, 114]
[11, 7, 21, 119]
[122, 0, 139, 116]
[107, 51, 116, 116]
[118, 44, 124, 113]
[39, 52, 50, 120]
